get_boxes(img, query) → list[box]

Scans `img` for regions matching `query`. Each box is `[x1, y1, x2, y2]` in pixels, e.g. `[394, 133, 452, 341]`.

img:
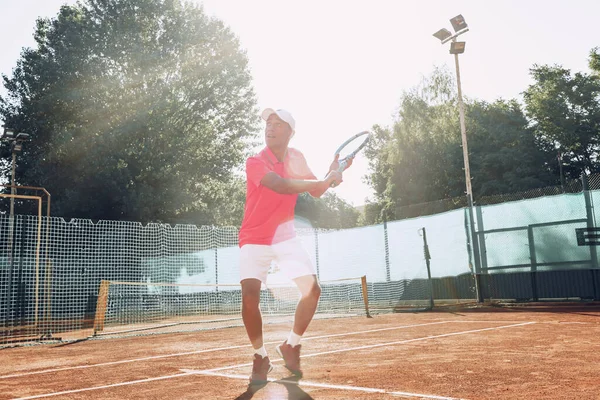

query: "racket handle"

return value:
[330, 161, 348, 187]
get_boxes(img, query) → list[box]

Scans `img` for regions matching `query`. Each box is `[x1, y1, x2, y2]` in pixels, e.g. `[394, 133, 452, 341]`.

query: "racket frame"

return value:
[334, 130, 370, 173]
[330, 130, 371, 187]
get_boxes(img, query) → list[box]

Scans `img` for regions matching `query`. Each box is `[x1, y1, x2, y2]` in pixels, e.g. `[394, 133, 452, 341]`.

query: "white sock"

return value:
[254, 346, 268, 358]
[287, 331, 302, 347]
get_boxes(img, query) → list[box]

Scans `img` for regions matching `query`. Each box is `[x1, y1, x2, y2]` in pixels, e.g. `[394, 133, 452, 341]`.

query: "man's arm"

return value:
[307, 176, 331, 198]
[306, 154, 354, 198]
[284, 151, 346, 198]
[260, 171, 341, 196]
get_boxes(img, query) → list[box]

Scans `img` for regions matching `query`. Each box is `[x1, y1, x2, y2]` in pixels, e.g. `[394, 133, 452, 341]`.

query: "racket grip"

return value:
[329, 160, 347, 187]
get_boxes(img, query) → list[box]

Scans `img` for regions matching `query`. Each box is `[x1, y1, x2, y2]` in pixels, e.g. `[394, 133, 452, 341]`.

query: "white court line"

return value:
[200, 322, 536, 373]
[554, 321, 594, 324]
[11, 373, 193, 400]
[9, 321, 534, 399]
[186, 370, 465, 400]
[0, 321, 448, 380]
[442, 320, 536, 323]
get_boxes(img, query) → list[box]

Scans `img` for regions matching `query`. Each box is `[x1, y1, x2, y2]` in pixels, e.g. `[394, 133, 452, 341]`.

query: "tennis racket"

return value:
[330, 130, 371, 187]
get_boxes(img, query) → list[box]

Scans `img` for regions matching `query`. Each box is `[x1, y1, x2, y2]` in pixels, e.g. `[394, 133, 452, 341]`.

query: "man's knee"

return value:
[304, 281, 321, 301]
[242, 292, 260, 310]
[241, 279, 261, 309]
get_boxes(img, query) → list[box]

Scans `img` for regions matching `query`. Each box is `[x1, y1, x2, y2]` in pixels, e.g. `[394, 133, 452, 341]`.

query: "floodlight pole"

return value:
[452, 41, 483, 303]
[453, 44, 472, 204]
[434, 17, 484, 303]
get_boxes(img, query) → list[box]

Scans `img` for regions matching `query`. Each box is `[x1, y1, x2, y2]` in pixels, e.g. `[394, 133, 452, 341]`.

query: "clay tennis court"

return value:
[1, 303, 598, 400]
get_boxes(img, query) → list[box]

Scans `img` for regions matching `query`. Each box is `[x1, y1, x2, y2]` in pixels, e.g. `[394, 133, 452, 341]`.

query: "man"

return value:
[239, 108, 350, 385]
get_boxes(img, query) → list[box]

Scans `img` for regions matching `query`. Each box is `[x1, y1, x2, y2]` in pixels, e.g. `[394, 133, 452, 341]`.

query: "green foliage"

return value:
[362, 67, 557, 225]
[295, 192, 360, 229]
[524, 64, 600, 177]
[466, 99, 557, 195]
[590, 47, 600, 75]
[362, 67, 465, 223]
[0, 0, 259, 224]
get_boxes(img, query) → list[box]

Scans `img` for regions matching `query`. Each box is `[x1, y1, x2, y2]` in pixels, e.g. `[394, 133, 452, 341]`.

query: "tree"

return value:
[466, 99, 556, 195]
[0, 0, 259, 224]
[295, 192, 360, 229]
[590, 47, 600, 75]
[524, 64, 600, 178]
[362, 67, 557, 225]
[361, 124, 394, 223]
[362, 67, 466, 224]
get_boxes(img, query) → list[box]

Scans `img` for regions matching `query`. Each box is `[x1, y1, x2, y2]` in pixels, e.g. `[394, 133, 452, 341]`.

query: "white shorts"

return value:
[240, 237, 316, 284]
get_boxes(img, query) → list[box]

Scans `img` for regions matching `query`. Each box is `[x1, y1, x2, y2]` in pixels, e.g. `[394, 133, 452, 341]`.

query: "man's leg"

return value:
[273, 237, 320, 377]
[240, 241, 274, 384]
[241, 278, 264, 349]
[291, 274, 322, 337]
[276, 274, 321, 377]
[241, 278, 273, 384]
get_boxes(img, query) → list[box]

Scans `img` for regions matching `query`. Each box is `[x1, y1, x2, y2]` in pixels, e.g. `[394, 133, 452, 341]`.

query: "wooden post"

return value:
[93, 280, 110, 334]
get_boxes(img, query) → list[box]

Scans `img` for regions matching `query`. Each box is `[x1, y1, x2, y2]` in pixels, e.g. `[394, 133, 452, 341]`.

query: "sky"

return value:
[0, 0, 599, 206]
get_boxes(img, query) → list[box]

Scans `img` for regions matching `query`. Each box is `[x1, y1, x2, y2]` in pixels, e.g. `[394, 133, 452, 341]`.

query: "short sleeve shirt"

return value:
[238, 146, 316, 247]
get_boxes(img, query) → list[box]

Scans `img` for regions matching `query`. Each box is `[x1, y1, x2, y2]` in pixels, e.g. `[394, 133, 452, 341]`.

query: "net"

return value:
[93, 276, 370, 338]
[1, 214, 456, 347]
[0, 215, 450, 346]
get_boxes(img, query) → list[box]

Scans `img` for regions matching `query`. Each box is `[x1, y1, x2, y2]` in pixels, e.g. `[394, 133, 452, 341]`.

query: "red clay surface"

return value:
[1, 304, 599, 400]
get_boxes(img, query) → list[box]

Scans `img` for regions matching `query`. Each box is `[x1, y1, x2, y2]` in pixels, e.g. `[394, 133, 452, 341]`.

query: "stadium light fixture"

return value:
[450, 41, 466, 54]
[433, 14, 469, 45]
[433, 28, 452, 43]
[450, 14, 468, 32]
[8, 132, 30, 153]
[11, 142, 23, 153]
[1, 127, 31, 229]
[2, 127, 16, 140]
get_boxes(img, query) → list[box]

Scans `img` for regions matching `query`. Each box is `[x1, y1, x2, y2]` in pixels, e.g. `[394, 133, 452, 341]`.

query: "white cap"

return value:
[261, 108, 295, 133]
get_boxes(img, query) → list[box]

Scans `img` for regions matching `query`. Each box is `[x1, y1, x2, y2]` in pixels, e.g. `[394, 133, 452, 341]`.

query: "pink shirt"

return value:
[239, 147, 316, 247]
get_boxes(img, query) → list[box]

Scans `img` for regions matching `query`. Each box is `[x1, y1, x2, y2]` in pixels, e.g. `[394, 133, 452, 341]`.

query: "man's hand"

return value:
[329, 154, 353, 173]
[324, 170, 344, 188]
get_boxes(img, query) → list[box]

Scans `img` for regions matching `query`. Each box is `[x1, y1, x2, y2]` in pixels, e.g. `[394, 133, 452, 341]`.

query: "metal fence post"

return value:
[475, 205, 488, 274]
[314, 229, 320, 279]
[464, 207, 483, 302]
[213, 226, 218, 291]
[582, 174, 599, 300]
[467, 201, 483, 303]
[527, 225, 538, 301]
[582, 174, 598, 269]
[420, 227, 435, 310]
[383, 218, 390, 282]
